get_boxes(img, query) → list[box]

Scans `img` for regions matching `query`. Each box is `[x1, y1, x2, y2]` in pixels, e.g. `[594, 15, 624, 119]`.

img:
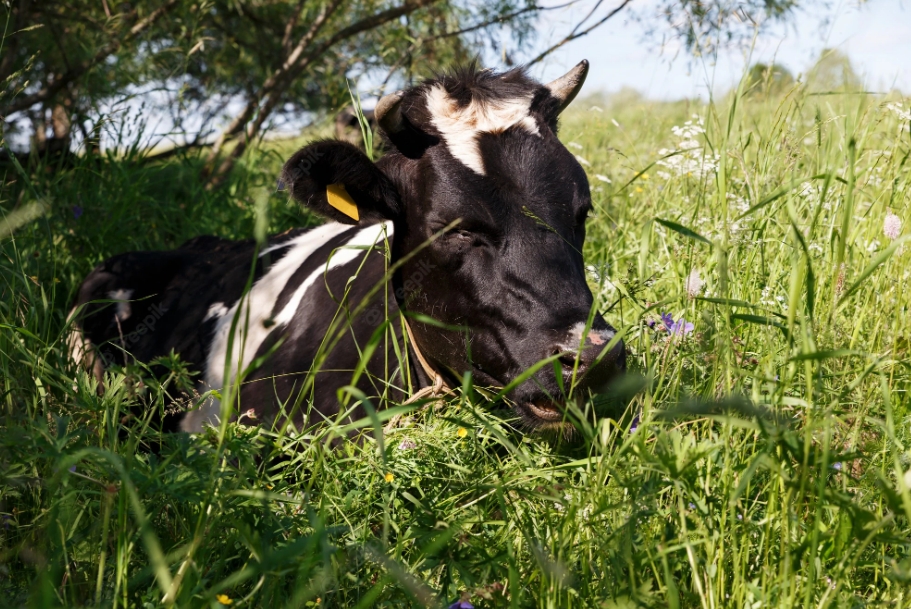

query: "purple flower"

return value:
[276, 178, 286, 191]
[448, 602, 474, 609]
[832, 462, 843, 471]
[630, 413, 640, 433]
[68, 465, 77, 473]
[72, 206, 83, 220]
[660, 312, 694, 336]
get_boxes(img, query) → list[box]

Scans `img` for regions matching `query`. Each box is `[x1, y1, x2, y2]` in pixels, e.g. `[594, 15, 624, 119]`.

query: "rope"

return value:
[384, 317, 451, 431]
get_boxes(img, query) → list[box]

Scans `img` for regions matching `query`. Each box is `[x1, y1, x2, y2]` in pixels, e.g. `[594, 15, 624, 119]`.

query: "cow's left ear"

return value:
[281, 140, 402, 225]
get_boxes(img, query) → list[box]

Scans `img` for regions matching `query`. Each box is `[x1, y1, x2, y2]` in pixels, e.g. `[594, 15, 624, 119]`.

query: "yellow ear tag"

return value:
[326, 184, 359, 221]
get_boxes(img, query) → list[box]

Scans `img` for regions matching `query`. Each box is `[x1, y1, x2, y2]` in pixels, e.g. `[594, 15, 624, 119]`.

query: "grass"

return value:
[2, 79, 911, 608]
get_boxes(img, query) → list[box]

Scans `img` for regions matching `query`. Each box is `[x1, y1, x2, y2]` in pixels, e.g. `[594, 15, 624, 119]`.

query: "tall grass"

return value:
[2, 79, 911, 608]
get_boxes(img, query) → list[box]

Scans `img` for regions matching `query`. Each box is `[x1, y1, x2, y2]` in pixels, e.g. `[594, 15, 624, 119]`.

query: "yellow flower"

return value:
[635, 187, 644, 193]
[216, 594, 233, 605]
[457, 427, 468, 438]
[385, 472, 394, 483]
[642, 173, 650, 180]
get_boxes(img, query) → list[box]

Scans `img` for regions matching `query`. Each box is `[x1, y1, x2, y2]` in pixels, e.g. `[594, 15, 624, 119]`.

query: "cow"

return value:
[68, 60, 627, 435]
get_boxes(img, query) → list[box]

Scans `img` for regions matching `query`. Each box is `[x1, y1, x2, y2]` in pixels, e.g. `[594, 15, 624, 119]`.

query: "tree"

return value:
[745, 62, 795, 96]
[1, 0, 817, 185]
[806, 48, 861, 92]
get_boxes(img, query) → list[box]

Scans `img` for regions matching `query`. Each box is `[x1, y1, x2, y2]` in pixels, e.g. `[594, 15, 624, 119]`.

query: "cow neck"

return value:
[401, 315, 450, 404]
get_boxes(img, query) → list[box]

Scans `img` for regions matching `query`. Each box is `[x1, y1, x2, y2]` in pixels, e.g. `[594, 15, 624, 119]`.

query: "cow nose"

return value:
[552, 327, 626, 383]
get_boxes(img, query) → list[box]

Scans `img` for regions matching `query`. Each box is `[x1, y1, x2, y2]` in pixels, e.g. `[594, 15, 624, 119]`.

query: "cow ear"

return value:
[280, 140, 401, 225]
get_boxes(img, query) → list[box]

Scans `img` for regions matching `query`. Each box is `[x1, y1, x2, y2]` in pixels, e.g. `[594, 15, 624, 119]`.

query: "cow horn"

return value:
[545, 59, 590, 113]
[375, 90, 406, 135]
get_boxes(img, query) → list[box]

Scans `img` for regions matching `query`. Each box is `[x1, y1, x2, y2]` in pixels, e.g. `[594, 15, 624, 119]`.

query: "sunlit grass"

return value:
[2, 82, 911, 607]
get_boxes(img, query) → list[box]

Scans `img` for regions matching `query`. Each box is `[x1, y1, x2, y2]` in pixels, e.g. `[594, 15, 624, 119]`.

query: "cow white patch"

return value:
[190, 222, 393, 432]
[425, 84, 539, 175]
[204, 302, 228, 321]
[566, 321, 613, 349]
[108, 289, 134, 321]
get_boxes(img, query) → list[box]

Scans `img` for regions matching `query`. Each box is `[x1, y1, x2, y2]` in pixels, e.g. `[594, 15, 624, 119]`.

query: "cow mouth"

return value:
[523, 399, 566, 422]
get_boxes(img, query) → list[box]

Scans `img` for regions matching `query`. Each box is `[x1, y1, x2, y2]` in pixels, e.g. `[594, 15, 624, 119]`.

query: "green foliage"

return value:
[745, 63, 795, 97]
[3, 73, 911, 608]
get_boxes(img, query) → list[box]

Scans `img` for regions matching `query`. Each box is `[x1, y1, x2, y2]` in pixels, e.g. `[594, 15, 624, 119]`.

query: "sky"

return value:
[523, 0, 911, 99]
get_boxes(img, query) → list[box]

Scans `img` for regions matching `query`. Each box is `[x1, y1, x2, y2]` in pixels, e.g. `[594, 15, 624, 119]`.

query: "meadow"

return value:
[2, 77, 911, 608]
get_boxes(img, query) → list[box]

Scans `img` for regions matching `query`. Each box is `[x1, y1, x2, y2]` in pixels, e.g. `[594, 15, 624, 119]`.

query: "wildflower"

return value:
[589, 105, 603, 113]
[72, 205, 83, 220]
[594, 174, 611, 184]
[832, 462, 843, 471]
[684, 268, 704, 298]
[397, 439, 417, 450]
[660, 312, 694, 337]
[457, 427, 468, 438]
[567, 141, 583, 150]
[384, 472, 395, 483]
[216, 594, 233, 605]
[448, 599, 474, 609]
[68, 465, 77, 473]
[634, 187, 643, 194]
[611, 118, 620, 127]
[574, 154, 591, 166]
[629, 413, 640, 433]
[884, 211, 902, 240]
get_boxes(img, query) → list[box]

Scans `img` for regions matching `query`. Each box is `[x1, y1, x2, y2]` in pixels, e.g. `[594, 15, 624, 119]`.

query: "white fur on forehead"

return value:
[425, 84, 540, 175]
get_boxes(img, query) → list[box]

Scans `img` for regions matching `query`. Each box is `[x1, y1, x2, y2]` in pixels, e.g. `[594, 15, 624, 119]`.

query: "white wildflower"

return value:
[574, 154, 591, 167]
[611, 118, 620, 127]
[589, 105, 603, 113]
[594, 174, 612, 184]
[656, 118, 718, 179]
[684, 269, 704, 298]
[884, 211, 902, 240]
[568, 141, 583, 150]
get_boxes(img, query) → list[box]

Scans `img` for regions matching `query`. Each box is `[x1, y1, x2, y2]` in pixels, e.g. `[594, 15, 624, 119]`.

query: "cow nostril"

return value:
[553, 347, 585, 372]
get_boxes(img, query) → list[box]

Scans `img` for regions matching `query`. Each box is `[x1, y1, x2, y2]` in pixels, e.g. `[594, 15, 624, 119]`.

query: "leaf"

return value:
[837, 236, 910, 308]
[736, 173, 829, 220]
[730, 313, 790, 337]
[789, 349, 858, 362]
[696, 297, 761, 309]
[655, 218, 712, 246]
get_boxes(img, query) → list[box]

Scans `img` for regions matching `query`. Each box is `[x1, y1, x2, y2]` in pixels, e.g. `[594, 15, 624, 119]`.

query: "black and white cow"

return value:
[69, 61, 626, 433]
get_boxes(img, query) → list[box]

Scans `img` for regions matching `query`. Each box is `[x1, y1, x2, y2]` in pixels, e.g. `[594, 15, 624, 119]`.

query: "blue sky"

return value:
[524, 0, 911, 99]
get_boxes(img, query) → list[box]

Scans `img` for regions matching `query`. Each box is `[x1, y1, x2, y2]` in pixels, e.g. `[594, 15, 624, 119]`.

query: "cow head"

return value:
[282, 61, 626, 429]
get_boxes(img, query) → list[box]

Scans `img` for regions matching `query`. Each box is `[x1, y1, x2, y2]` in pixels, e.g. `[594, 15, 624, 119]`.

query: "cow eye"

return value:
[439, 227, 486, 253]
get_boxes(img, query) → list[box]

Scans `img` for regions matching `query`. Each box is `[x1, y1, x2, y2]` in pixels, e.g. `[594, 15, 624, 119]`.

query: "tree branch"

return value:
[526, 0, 633, 67]
[204, 0, 442, 187]
[2, 0, 179, 117]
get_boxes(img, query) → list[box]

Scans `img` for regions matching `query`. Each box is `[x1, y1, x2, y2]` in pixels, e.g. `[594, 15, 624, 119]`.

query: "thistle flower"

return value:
[660, 312, 694, 337]
[884, 211, 902, 240]
[684, 268, 704, 298]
